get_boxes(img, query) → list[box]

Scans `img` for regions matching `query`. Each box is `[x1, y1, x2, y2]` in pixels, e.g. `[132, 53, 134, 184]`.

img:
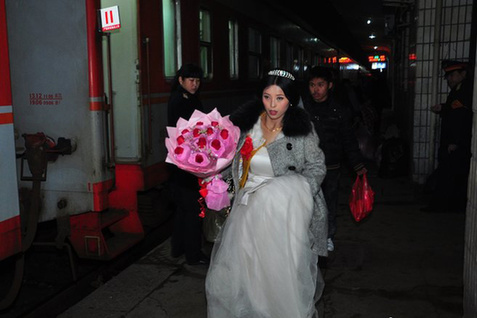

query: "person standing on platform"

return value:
[167, 63, 209, 265]
[206, 69, 328, 318]
[422, 60, 473, 213]
[303, 66, 367, 252]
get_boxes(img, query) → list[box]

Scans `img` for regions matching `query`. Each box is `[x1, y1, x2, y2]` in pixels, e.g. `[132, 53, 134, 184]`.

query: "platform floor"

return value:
[58, 171, 465, 318]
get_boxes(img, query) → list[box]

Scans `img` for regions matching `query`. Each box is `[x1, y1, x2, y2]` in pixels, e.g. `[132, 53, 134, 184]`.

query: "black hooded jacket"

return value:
[303, 95, 365, 172]
[167, 86, 204, 189]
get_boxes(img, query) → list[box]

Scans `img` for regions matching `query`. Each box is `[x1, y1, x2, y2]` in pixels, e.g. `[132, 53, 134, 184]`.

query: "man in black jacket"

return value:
[303, 66, 367, 252]
[422, 60, 473, 213]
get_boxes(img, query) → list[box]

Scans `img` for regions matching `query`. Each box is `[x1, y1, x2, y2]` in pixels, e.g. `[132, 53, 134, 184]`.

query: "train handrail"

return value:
[0, 133, 74, 310]
[0, 134, 46, 310]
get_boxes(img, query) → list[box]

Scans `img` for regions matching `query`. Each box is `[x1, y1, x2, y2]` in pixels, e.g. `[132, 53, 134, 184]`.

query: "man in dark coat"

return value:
[167, 63, 209, 265]
[422, 60, 473, 213]
[303, 66, 367, 252]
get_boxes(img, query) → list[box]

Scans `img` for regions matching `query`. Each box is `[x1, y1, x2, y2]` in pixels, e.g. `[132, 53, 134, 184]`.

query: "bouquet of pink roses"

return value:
[165, 108, 240, 213]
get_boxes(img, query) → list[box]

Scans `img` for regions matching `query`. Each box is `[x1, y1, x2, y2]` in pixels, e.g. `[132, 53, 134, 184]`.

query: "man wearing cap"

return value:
[422, 60, 473, 213]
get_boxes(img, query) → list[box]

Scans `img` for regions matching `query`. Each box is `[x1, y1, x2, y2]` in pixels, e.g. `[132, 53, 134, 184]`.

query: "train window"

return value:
[248, 28, 262, 79]
[162, 0, 180, 77]
[285, 42, 293, 71]
[296, 47, 304, 76]
[303, 50, 312, 72]
[270, 37, 280, 69]
[248, 27, 261, 54]
[313, 54, 321, 66]
[199, 9, 211, 78]
[200, 9, 211, 42]
[229, 20, 239, 79]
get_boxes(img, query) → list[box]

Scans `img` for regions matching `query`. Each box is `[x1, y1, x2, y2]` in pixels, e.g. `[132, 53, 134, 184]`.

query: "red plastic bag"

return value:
[349, 173, 375, 222]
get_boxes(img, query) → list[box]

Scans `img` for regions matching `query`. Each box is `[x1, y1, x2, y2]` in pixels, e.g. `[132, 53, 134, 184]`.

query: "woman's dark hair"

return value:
[259, 69, 299, 107]
[178, 63, 204, 78]
[171, 63, 204, 92]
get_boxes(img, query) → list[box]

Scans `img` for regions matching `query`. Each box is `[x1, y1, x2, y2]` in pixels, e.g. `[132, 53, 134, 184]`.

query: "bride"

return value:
[205, 69, 329, 318]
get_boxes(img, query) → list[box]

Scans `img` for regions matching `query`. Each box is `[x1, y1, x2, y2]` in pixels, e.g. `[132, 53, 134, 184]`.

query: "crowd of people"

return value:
[166, 58, 473, 317]
[166, 62, 372, 317]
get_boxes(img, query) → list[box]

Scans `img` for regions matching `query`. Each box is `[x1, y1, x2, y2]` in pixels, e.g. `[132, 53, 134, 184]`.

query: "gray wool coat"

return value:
[224, 100, 329, 256]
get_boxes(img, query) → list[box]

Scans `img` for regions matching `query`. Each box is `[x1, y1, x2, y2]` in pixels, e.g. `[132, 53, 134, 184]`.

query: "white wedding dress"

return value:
[206, 127, 321, 318]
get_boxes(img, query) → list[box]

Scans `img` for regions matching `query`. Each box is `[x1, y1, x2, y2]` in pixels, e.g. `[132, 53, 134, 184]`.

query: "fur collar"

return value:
[229, 98, 312, 137]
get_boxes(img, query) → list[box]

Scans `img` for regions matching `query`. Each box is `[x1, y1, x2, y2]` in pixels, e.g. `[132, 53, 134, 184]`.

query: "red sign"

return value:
[368, 55, 386, 62]
[324, 57, 338, 64]
[100, 6, 121, 32]
[339, 57, 353, 64]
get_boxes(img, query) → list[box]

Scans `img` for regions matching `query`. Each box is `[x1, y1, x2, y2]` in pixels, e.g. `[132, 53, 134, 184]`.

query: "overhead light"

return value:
[374, 46, 378, 50]
[369, 33, 376, 39]
[367, 19, 372, 25]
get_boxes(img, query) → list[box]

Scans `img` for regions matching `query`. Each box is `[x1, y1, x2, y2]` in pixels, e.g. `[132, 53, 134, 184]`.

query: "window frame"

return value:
[270, 36, 281, 69]
[228, 19, 239, 79]
[199, 8, 212, 79]
[162, 0, 181, 78]
[247, 27, 262, 79]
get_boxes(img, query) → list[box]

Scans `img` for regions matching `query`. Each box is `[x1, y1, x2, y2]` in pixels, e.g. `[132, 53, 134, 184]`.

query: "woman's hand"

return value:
[356, 167, 367, 176]
[430, 104, 442, 113]
[448, 144, 458, 153]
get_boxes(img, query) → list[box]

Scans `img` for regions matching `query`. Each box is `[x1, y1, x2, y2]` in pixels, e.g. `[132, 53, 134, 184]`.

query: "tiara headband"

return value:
[267, 69, 295, 81]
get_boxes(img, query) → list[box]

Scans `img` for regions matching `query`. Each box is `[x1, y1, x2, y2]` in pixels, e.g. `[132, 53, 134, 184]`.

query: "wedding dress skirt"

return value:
[206, 148, 321, 318]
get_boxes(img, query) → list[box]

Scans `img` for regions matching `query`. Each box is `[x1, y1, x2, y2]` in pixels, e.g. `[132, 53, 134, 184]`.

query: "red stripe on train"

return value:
[0, 0, 13, 106]
[0, 112, 13, 124]
[0, 215, 22, 261]
[92, 179, 114, 211]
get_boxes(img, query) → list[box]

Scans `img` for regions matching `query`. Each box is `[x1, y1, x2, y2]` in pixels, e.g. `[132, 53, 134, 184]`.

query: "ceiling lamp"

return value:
[367, 18, 372, 24]
[369, 33, 376, 39]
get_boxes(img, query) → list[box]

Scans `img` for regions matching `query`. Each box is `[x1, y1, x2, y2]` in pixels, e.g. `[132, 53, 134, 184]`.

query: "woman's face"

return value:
[262, 85, 289, 121]
[179, 76, 201, 94]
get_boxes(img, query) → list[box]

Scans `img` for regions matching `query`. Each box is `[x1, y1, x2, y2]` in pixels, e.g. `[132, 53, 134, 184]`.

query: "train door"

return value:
[100, 0, 171, 223]
[101, 0, 171, 183]
[0, 0, 21, 262]
[101, 0, 142, 163]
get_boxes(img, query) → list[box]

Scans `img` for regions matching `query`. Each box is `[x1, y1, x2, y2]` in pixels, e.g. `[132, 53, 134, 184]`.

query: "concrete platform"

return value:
[59, 171, 465, 318]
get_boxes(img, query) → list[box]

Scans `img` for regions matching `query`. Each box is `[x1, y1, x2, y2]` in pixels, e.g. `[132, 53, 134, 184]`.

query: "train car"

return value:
[2, 0, 340, 264]
[1, 0, 346, 308]
[0, 0, 21, 262]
